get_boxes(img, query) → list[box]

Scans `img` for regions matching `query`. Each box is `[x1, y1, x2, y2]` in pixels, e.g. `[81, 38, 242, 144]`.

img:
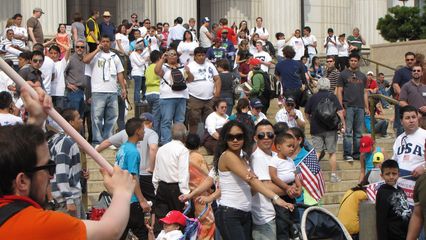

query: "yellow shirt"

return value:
[145, 64, 160, 94]
[337, 189, 368, 234]
[85, 17, 99, 43]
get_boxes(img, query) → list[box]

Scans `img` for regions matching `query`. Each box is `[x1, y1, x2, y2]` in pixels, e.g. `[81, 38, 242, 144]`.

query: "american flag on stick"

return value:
[296, 149, 325, 201]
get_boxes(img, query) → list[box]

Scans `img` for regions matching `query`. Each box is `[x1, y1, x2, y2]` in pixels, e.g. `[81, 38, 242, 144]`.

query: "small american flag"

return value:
[366, 181, 385, 203]
[296, 149, 325, 201]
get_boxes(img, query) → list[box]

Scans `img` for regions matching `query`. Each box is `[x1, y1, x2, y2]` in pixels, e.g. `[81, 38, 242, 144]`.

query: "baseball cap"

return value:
[250, 98, 264, 108]
[103, 11, 112, 17]
[201, 17, 210, 23]
[140, 112, 154, 123]
[327, 28, 334, 33]
[33, 7, 44, 14]
[221, 29, 229, 33]
[285, 97, 296, 105]
[247, 58, 261, 66]
[360, 135, 374, 153]
[373, 152, 384, 164]
[339, 33, 346, 37]
[367, 71, 374, 76]
[159, 210, 187, 226]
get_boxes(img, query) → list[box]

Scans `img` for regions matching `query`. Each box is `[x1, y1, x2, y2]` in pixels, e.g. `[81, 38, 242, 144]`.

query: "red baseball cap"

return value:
[159, 210, 187, 226]
[247, 58, 261, 66]
[360, 135, 374, 153]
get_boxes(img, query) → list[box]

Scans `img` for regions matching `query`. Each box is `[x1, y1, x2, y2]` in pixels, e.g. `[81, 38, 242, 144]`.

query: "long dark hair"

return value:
[213, 120, 252, 174]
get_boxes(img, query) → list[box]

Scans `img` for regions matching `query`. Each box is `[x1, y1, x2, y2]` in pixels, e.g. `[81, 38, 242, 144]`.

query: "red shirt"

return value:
[367, 79, 378, 90]
[217, 26, 237, 45]
[0, 195, 86, 240]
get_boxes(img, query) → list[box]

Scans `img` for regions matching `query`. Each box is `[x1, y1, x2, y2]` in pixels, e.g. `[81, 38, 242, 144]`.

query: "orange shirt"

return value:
[0, 195, 86, 240]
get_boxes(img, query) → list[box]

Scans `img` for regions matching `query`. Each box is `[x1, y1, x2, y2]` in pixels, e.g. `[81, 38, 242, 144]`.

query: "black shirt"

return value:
[304, 90, 342, 135]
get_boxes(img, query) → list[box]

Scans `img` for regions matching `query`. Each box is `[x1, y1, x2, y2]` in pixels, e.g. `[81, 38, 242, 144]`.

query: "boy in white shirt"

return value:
[269, 133, 302, 240]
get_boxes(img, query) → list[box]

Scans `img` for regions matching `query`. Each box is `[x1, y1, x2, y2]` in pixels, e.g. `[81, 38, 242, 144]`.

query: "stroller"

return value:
[299, 204, 353, 240]
[180, 201, 209, 240]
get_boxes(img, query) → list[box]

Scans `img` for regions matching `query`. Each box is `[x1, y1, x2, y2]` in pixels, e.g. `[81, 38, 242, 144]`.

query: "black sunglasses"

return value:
[75, 46, 85, 49]
[226, 133, 244, 142]
[257, 132, 274, 140]
[26, 160, 56, 176]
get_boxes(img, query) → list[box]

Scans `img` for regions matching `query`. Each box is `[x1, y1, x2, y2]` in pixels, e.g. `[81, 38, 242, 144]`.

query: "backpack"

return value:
[254, 71, 276, 100]
[163, 66, 186, 91]
[263, 41, 276, 58]
[314, 94, 340, 130]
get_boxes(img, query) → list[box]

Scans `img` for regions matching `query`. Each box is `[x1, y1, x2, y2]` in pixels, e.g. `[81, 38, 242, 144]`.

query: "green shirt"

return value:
[250, 70, 265, 97]
[145, 63, 160, 94]
[347, 35, 363, 54]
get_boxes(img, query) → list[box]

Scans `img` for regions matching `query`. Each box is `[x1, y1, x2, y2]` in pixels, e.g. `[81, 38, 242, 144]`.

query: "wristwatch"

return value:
[295, 115, 299, 120]
[272, 194, 280, 204]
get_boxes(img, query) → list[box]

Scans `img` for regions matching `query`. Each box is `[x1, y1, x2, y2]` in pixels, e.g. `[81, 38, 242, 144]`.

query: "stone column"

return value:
[351, 0, 387, 45]
[156, 0, 197, 25]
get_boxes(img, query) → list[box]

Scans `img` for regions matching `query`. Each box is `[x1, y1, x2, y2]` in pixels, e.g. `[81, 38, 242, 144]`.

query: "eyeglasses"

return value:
[326, 60, 334, 63]
[32, 59, 44, 63]
[167, 52, 177, 56]
[286, 103, 295, 107]
[131, 16, 137, 19]
[257, 132, 275, 140]
[219, 105, 227, 109]
[226, 133, 244, 142]
[26, 160, 56, 176]
[412, 69, 422, 72]
[405, 58, 415, 62]
[145, 22, 151, 25]
[75, 46, 85, 49]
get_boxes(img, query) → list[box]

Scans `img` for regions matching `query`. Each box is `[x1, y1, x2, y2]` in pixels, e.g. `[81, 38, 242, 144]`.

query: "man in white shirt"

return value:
[324, 28, 338, 59]
[302, 26, 317, 63]
[0, 91, 22, 126]
[83, 35, 127, 145]
[250, 120, 284, 240]
[1, 29, 23, 70]
[249, 98, 268, 125]
[188, 18, 198, 42]
[250, 17, 269, 41]
[253, 41, 273, 73]
[152, 123, 189, 223]
[392, 105, 426, 177]
[138, 18, 151, 38]
[186, 47, 221, 134]
[11, 14, 28, 50]
[167, 17, 186, 49]
[287, 29, 304, 61]
[33, 43, 55, 95]
[199, 17, 213, 50]
[275, 97, 305, 129]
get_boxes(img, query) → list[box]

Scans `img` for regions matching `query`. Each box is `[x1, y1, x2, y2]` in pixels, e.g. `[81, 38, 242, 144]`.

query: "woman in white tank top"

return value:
[213, 120, 294, 240]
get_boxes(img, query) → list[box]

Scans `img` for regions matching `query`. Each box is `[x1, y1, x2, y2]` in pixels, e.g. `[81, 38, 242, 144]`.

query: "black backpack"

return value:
[255, 71, 282, 99]
[314, 95, 340, 130]
[163, 66, 186, 91]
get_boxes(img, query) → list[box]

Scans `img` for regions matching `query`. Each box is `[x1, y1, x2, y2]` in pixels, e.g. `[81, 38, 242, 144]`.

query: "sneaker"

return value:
[344, 156, 354, 162]
[330, 174, 342, 183]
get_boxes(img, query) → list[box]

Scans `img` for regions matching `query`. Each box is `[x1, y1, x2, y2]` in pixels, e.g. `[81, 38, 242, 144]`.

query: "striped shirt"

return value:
[325, 67, 340, 93]
[49, 133, 82, 205]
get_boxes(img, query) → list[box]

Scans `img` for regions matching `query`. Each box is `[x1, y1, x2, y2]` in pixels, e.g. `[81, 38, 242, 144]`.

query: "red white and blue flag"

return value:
[296, 149, 325, 201]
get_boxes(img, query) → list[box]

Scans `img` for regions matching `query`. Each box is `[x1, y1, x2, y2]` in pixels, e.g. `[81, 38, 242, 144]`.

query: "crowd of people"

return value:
[0, 6, 425, 240]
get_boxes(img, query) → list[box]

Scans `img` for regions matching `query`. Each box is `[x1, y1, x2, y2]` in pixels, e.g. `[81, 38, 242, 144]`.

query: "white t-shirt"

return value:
[159, 64, 189, 99]
[40, 56, 56, 95]
[115, 33, 130, 54]
[129, 50, 148, 77]
[303, 34, 317, 55]
[249, 111, 268, 125]
[187, 60, 218, 100]
[87, 51, 124, 93]
[253, 51, 272, 73]
[269, 155, 296, 183]
[275, 108, 305, 128]
[276, 39, 286, 57]
[0, 71, 14, 93]
[0, 113, 23, 126]
[205, 112, 228, 136]
[199, 25, 212, 48]
[10, 26, 27, 48]
[250, 148, 276, 225]
[177, 41, 198, 64]
[288, 37, 304, 60]
[250, 26, 269, 40]
[324, 35, 338, 55]
[155, 230, 183, 240]
[337, 40, 349, 57]
[138, 26, 148, 37]
[392, 128, 426, 171]
[144, 35, 160, 51]
[50, 58, 68, 97]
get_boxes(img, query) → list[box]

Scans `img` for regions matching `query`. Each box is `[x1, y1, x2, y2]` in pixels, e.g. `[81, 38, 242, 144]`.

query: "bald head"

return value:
[171, 123, 188, 141]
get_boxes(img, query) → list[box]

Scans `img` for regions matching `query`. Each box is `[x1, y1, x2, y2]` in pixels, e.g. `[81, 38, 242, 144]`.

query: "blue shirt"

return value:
[115, 141, 140, 203]
[100, 22, 116, 41]
[275, 59, 305, 90]
[392, 66, 412, 87]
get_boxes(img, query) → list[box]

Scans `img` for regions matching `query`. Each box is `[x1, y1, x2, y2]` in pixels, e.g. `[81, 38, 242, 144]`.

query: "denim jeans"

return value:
[146, 94, 160, 135]
[215, 206, 252, 240]
[221, 97, 234, 116]
[343, 106, 364, 158]
[66, 88, 85, 118]
[132, 76, 146, 103]
[91, 92, 118, 145]
[378, 87, 390, 107]
[252, 219, 277, 240]
[394, 105, 404, 136]
[159, 98, 186, 145]
[52, 96, 67, 111]
[374, 119, 389, 136]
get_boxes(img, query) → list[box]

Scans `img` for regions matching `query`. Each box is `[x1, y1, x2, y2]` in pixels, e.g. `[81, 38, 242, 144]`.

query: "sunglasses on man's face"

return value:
[257, 132, 275, 140]
[26, 160, 56, 176]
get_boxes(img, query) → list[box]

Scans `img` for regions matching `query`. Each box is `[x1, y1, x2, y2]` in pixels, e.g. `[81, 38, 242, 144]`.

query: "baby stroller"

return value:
[299, 204, 352, 240]
[180, 201, 209, 240]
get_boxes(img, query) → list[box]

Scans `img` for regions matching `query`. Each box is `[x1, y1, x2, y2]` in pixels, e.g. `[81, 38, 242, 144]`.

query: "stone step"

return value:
[322, 169, 360, 181]
[325, 180, 359, 193]
[322, 203, 340, 216]
[320, 160, 361, 171]
[322, 192, 346, 205]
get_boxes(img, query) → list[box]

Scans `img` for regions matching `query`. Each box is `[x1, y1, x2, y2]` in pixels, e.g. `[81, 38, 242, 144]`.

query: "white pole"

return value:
[0, 58, 113, 174]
